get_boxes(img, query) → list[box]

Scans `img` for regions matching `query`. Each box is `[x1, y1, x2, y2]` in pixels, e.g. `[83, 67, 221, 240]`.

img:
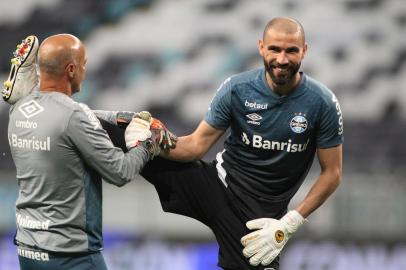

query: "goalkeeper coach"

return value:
[7, 34, 161, 270]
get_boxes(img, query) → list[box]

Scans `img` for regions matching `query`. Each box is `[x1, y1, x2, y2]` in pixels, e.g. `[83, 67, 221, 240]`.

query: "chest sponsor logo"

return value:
[242, 132, 309, 153]
[9, 133, 51, 151]
[290, 113, 308, 134]
[18, 100, 44, 119]
[246, 113, 262, 125]
[245, 100, 268, 110]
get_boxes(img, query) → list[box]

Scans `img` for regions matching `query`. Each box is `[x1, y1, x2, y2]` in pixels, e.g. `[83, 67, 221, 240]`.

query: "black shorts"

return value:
[101, 119, 282, 270]
[141, 158, 280, 270]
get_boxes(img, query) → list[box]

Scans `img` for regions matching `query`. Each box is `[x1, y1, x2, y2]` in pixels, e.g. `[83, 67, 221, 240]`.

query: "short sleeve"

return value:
[204, 77, 232, 129]
[317, 93, 344, 148]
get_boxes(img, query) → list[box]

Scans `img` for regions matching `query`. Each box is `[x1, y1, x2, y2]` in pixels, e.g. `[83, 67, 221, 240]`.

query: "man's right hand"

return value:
[124, 112, 152, 149]
[117, 111, 177, 151]
[125, 111, 161, 159]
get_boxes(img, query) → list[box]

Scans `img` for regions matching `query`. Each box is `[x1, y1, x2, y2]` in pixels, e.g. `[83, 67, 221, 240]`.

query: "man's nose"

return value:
[276, 51, 289, 65]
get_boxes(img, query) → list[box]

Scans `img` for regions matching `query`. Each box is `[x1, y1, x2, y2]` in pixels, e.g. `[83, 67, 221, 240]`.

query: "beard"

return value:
[263, 58, 301, 86]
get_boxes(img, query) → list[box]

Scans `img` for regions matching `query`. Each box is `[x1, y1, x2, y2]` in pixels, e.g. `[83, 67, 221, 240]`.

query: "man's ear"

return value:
[66, 63, 76, 79]
[258, 39, 264, 57]
[301, 43, 308, 59]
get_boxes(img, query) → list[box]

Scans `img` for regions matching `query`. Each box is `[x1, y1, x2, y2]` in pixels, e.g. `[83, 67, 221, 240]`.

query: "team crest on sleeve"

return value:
[290, 113, 307, 134]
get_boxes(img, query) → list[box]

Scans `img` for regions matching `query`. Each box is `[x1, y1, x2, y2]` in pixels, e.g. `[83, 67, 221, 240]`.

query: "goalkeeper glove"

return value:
[125, 111, 161, 159]
[118, 111, 177, 150]
[150, 117, 177, 150]
[241, 210, 305, 266]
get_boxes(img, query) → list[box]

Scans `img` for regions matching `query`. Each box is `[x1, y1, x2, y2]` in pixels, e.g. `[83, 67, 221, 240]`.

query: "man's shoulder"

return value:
[43, 92, 93, 117]
[227, 68, 264, 88]
[303, 74, 338, 105]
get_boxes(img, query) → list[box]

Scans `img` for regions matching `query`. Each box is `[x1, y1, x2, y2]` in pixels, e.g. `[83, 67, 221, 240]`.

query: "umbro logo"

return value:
[246, 113, 262, 125]
[246, 113, 262, 121]
[18, 100, 44, 119]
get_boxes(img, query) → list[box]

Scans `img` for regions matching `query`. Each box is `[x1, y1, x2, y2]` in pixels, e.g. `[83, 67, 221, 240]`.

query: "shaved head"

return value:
[38, 33, 87, 95]
[258, 17, 307, 94]
[38, 34, 84, 77]
[263, 17, 305, 45]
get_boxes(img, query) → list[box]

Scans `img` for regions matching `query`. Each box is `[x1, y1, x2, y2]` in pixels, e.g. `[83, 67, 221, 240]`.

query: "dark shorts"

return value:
[141, 157, 280, 270]
[100, 119, 282, 270]
[17, 246, 108, 270]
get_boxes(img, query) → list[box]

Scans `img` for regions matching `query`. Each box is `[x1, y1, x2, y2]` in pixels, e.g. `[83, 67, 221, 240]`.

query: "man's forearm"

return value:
[93, 110, 136, 127]
[93, 110, 119, 125]
[160, 135, 202, 162]
[295, 170, 341, 218]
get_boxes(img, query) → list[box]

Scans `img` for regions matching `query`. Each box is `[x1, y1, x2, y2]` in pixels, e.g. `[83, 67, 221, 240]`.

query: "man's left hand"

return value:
[240, 210, 305, 266]
[150, 117, 177, 150]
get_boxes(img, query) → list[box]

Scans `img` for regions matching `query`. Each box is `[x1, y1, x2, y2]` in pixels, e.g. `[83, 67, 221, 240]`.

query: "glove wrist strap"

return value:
[282, 210, 306, 234]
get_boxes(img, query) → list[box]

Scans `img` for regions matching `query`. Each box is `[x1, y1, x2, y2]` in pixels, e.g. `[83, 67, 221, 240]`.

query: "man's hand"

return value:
[240, 210, 305, 266]
[125, 111, 161, 159]
[150, 117, 177, 150]
[117, 111, 177, 151]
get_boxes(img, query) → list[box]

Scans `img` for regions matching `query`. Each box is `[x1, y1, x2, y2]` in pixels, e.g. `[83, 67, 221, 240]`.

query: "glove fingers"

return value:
[161, 130, 177, 150]
[248, 245, 272, 266]
[165, 131, 173, 148]
[158, 131, 168, 150]
[132, 118, 151, 128]
[168, 131, 177, 148]
[241, 230, 262, 247]
[162, 131, 171, 149]
[242, 239, 266, 258]
[246, 218, 269, 230]
[136, 111, 152, 122]
[158, 129, 164, 144]
[261, 249, 280, 266]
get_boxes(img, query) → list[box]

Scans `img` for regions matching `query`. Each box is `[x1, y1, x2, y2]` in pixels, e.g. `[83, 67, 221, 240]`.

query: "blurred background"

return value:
[1, 0, 406, 269]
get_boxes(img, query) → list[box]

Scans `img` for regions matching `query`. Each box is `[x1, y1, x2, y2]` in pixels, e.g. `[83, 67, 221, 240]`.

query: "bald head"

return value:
[263, 17, 305, 45]
[38, 34, 84, 77]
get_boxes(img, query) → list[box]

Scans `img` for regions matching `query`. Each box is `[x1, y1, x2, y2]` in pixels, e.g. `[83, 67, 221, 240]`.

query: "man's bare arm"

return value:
[295, 145, 342, 218]
[161, 120, 225, 162]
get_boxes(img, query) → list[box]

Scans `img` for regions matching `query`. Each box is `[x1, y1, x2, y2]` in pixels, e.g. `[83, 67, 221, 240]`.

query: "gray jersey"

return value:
[8, 91, 149, 253]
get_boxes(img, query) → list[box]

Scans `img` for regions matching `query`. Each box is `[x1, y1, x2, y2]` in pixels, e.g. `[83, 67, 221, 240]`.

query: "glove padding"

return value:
[241, 210, 305, 266]
[125, 111, 161, 159]
[117, 111, 177, 150]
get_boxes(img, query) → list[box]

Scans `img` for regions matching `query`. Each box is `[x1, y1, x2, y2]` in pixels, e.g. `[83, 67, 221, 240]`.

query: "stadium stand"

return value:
[1, 1, 406, 269]
[1, 0, 405, 172]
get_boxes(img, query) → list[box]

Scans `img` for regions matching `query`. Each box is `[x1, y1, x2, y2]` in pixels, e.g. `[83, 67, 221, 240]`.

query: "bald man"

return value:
[7, 34, 161, 270]
[113, 17, 342, 269]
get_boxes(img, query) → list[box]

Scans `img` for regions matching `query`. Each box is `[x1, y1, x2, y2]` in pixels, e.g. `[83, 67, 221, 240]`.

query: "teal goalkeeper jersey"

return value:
[205, 68, 343, 204]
